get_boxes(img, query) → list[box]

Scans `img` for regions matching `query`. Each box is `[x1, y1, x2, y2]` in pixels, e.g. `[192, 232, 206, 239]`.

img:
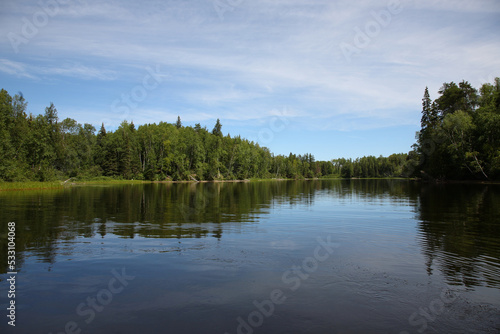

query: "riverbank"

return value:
[0, 181, 66, 191]
[0, 178, 300, 191]
[3, 177, 497, 191]
[0, 179, 149, 191]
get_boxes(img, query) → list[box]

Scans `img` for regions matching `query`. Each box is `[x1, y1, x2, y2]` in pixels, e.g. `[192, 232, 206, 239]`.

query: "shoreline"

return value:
[1, 177, 499, 192]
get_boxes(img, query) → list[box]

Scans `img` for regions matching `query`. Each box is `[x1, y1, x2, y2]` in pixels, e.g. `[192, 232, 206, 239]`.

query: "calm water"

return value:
[1, 180, 499, 334]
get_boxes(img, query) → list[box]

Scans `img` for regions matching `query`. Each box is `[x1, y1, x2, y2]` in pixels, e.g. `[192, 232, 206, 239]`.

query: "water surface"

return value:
[1, 180, 499, 333]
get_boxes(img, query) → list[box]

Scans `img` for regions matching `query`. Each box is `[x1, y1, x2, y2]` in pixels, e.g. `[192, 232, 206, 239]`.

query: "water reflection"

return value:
[1, 180, 500, 291]
[0, 181, 325, 272]
[416, 183, 500, 288]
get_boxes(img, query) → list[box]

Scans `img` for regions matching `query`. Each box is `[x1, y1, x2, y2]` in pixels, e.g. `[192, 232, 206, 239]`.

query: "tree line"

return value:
[409, 78, 500, 180]
[1, 78, 498, 182]
[0, 89, 339, 181]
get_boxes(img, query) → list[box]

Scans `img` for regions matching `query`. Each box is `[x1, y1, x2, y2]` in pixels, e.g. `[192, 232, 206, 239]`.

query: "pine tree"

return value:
[94, 123, 107, 171]
[212, 118, 222, 137]
[421, 87, 432, 129]
[176, 116, 182, 129]
[97, 123, 107, 143]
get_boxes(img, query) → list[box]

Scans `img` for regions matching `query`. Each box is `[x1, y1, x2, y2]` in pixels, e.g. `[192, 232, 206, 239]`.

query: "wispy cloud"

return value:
[0, 0, 498, 158]
[0, 59, 37, 79]
[38, 63, 117, 81]
[0, 59, 116, 81]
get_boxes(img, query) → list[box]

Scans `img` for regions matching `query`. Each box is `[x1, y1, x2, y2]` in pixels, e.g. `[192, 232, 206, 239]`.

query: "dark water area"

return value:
[0, 180, 499, 333]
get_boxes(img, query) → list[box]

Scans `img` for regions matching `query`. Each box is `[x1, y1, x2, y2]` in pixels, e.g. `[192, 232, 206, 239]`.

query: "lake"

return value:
[1, 180, 499, 333]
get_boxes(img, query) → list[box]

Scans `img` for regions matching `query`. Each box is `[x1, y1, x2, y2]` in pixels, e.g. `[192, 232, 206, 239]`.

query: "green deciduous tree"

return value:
[411, 78, 499, 180]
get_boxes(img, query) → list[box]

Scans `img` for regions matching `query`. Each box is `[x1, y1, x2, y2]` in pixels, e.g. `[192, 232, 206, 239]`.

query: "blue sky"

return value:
[1, 0, 499, 160]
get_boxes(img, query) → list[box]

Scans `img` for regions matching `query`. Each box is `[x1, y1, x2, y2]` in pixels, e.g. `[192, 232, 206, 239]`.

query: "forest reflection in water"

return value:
[1, 179, 499, 292]
[416, 182, 500, 289]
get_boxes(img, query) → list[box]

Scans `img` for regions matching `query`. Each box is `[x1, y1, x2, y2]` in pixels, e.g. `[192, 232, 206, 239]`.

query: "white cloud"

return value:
[0, 59, 37, 79]
[0, 0, 498, 134]
[39, 63, 117, 80]
[0, 59, 116, 81]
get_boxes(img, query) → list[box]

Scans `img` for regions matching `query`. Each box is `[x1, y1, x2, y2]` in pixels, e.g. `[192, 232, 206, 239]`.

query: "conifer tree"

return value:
[212, 118, 222, 137]
[421, 87, 432, 129]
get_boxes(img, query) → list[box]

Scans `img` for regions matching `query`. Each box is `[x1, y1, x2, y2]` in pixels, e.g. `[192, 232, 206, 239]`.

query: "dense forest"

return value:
[0, 88, 408, 181]
[0, 78, 498, 182]
[410, 78, 500, 180]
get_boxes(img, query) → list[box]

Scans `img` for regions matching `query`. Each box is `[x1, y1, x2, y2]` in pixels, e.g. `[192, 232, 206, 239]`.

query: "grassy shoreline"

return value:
[0, 178, 300, 191]
[2, 177, 497, 191]
[0, 181, 65, 191]
[0, 179, 148, 191]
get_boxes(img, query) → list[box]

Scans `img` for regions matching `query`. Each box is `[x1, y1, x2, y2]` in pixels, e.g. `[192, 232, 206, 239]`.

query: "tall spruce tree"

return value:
[421, 87, 432, 129]
[212, 118, 222, 137]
